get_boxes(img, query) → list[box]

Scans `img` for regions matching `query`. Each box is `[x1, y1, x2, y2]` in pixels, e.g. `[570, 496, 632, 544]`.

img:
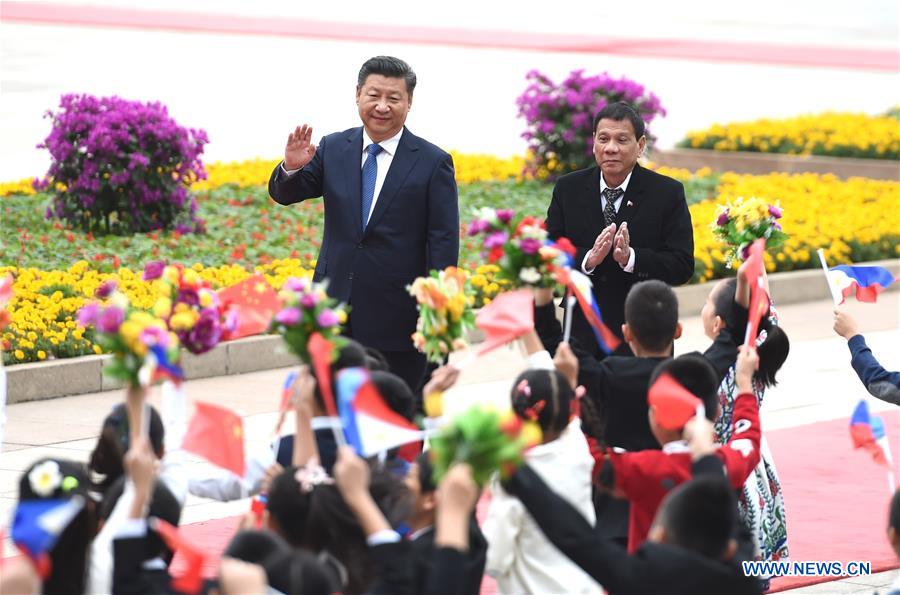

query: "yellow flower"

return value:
[93, 344, 103, 354]
[37, 350, 46, 360]
[14, 349, 24, 359]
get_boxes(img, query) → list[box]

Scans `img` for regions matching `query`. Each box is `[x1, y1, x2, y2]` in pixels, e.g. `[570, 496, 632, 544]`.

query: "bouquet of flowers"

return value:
[428, 406, 542, 487]
[143, 261, 236, 355]
[712, 197, 787, 268]
[467, 208, 574, 288]
[0, 274, 12, 332]
[77, 288, 183, 387]
[409, 267, 476, 363]
[271, 276, 348, 363]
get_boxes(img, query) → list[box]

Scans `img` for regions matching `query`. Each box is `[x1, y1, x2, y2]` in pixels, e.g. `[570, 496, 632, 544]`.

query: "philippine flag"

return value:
[828, 265, 897, 303]
[561, 269, 622, 354]
[12, 496, 85, 576]
[337, 368, 424, 457]
[849, 399, 891, 467]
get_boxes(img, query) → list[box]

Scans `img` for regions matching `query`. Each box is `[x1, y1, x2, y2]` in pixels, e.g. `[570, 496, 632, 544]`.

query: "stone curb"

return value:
[651, 148, 900, 181]
[6, 259, 897, 404]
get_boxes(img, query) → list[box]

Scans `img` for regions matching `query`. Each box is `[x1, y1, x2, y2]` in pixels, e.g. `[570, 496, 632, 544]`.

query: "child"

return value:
[706, 276, 791, 568]
[405, 452, 487, 595]
[505, 459, 762, 595]
[598, 348, 762, 552]
[224, 530, 334, 594]
[885, 490, 900, 595]
[11, 458, 97, 595]
[482, 368, 602, 594]
[834, 307, 900, 405]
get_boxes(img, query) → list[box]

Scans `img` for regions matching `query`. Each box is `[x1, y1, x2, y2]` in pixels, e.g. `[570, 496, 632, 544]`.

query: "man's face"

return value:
[356, 74, 412, 143]
[593, 117, 646, 181]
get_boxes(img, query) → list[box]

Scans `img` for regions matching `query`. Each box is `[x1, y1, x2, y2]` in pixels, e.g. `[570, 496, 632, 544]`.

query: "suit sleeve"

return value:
[848, 335, 900, 405]
[368, 540, 414, 595]
[267, 136, 327, 205]
[632, 181, 694, 285]
[547, 181, 591, 268]
[505, 464, 641, 591]
[715, 392, 762, 489]
[426, 153, 460, 271]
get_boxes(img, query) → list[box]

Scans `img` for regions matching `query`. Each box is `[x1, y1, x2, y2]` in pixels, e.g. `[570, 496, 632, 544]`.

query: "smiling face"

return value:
[593, 117, 646, 187]
[356, 74, 412, 143]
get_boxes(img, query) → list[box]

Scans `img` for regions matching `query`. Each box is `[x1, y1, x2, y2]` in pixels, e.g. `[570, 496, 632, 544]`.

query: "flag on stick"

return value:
[182, 401, 245, 477]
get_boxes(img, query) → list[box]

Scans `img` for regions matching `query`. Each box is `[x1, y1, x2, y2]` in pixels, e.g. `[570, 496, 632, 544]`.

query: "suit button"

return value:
[349, 273, 354, 280]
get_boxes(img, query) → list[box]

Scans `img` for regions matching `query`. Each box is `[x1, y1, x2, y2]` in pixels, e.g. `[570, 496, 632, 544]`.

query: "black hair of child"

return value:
[510, 368, 573, 435]
[656, 475, 737, 559]
[624, 280, 679, 352]
[89, 403, 164, 495]
[649, 354, 720, 422]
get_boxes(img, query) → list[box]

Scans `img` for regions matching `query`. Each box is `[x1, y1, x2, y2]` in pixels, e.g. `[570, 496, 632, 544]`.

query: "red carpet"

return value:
[2, 1, 897, 72]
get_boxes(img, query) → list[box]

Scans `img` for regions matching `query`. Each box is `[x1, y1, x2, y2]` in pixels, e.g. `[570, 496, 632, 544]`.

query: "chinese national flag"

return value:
[150, 517, 206, 594]
[648, 373, 702, 430]
[181, 401, 245, 477]
[475, 289, 534, 356]
[309, 333, 338, 418]
[218, 274, 280, 340]
[743, 239, 771, 347]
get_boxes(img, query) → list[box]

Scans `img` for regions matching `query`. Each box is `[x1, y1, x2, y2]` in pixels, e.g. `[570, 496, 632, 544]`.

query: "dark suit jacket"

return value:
[546, 163, 694, 347]
[411, 519, 487, 595]
[269, 126, 459, 351]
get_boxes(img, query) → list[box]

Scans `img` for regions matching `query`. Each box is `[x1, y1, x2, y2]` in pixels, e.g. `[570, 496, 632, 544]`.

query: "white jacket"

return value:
[483, 418, 602, 594]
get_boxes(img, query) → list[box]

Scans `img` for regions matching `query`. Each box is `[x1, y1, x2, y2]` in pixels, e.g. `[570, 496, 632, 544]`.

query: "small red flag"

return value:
[743, 239, 770, 347]
[182, 401, 245, 477]
[475, 289, 534, 355]
[150, 517, 206, 594]
[218, 274, 280, 340]
[309, 332, 338, 418]
[648, 373, 702, 430]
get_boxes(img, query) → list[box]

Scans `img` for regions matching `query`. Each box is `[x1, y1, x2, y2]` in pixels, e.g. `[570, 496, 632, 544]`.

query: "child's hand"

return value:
[423, 365, 461, 398]
[735, 345, 759, 394]
[218, 558, 267, 594]
[260, 462, 284, 495]
[684, 415, 716, 461]
[437, 463, 479, 516]
[533, 287, 554, 307]
[833, 308, 860, 340]
[291, 365, 316, 418]
[333, 446, 370, 504]
[124, 435, 157, 518]
[553, 342, 579, 389]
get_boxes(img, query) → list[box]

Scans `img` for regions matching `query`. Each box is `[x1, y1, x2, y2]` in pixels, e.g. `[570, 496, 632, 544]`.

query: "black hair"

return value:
[266, 466, 315, 549]
[510, 369, 572, 435]
[18, 458, 96, 595]
[650, 354, 719, 422]
[592, 101, 646, 139]
[363, 346, 390, 372]
[357, 56, 417, 96]
[225, 530, 334, 594]
[890, 490, 900, 532]
[711, 279, 790, 387]
[311, 339, 368, 411]
[370, 370, 415, 422]
[99, 475, 181, 563]
[656, 475, 736, 559]
[415, 452, 436, 495]
[624, 280, 679, 352]
[89, 403, 164, 495]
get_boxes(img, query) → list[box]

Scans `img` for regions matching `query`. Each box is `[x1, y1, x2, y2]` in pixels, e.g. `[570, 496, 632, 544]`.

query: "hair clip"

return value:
[28, 460, 62, 497]
[516, 379, 531, 398]
[755, 329, 768, 347]
[524, 400, 546, 421]
[295, 464, 334, 494]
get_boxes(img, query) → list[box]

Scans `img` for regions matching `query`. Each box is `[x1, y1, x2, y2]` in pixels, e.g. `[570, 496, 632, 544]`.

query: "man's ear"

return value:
[721, 538, 738, 562]
[423, 491, 438, 513]
[647, 524, 666, 543]
[622, 324, 633, 343]
[673, 322, 683, 340]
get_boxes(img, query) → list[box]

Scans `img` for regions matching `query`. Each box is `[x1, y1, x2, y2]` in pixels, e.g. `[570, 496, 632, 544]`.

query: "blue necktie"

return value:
[361, 143, 384, 231]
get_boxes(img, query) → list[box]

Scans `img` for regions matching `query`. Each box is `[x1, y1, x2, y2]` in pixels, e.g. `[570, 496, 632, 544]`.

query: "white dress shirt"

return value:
[281, 128, 403, 227]
[582, 169, 637, 274]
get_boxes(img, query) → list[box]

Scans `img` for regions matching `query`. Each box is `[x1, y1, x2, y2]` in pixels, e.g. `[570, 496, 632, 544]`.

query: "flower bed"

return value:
[679, 111, 900, 160]
[2, 163, 897, 365]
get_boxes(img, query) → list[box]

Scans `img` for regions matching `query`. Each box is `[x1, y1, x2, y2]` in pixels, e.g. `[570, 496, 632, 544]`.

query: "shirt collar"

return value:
[661, 440, 690, 454]
[409, 525, 434, 541]
[600, 168, 634, 194]
[363, 127, 403, 157]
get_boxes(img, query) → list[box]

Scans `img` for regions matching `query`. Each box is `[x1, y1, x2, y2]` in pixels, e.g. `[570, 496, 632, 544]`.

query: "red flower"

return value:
[488, 246, 504, 263]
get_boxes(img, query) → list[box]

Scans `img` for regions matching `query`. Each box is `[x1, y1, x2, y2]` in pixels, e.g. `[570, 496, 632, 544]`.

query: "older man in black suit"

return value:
[546, 102, 694, 356]
[268, 56, 459, 391]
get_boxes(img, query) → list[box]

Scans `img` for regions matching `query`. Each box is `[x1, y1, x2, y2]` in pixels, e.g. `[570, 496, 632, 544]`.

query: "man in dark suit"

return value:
[546, 102, 694, 356]
[268, 56, 459, 391]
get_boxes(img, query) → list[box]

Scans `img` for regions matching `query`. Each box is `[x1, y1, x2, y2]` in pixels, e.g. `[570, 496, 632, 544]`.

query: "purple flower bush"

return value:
[516, 70, 666, 180]
[36, 94, 209, 235]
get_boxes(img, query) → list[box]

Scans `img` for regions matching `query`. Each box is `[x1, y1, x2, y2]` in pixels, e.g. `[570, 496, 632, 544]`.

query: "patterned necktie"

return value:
[361, 143, 384, 231]
[602, 187, 623, 228]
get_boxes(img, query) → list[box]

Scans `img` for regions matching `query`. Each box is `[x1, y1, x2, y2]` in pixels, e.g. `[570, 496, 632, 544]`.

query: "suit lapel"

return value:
[364, 127, 419, 235]
[617, 163, 646, 226]
[343, 128, 364, 236]
[582, 167, 606, 234]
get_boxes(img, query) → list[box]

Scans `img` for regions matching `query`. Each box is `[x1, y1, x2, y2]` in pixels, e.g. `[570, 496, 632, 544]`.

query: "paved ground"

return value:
[2, 291, 898, 593]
